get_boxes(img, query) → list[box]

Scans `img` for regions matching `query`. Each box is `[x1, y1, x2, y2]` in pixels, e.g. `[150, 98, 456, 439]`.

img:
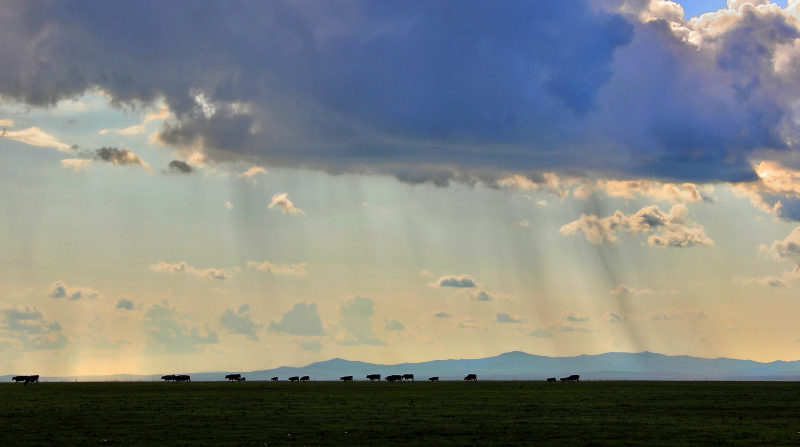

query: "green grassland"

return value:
[2, 381, 800, 446]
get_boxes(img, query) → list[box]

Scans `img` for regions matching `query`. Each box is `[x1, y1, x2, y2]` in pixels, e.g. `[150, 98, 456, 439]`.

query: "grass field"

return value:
[2, 381, 800, 446]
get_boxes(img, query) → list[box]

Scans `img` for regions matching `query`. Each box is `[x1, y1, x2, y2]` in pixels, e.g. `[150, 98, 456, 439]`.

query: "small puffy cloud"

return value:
[246, 260, 307, 276]
[383, 318, 405, 331]
[100, 124, 145, 135]
[337, 296, 383, 346]
[496, 312, 522, 323]
[220, 306, 263, 340]
[168, 160, 194, 174]
[46, 280, 99, 300]
[547, 321, 600, 333]
[225, 201, 233, 210]
[430, 274, 478, 288]
[604, 312, 626, 323]
[149, 261, 233, 281]
[299, 340, 322, 352]
[529, 328, 554, 338]
[560, 204, 713, 248]
[61, 159, 92, 171]
[562, 311, 589, 322]
[519, 220, 529, 227]
[420, 270, 431, 276]
[0, 304, 67, 351]
[456, 318, 486, 330]
[238, 166, 266, 178]
[605, 309, 708, 322]
[739, 276, 788, 287]
[469, 290, 495, 301]
[269, 302, 325, 336]
[576, 180, 709, 203]
[432, 311, 453, 318]
[0, 119, 14, 127]
[1, 127, 73, 151]
[269, 193, 304, 215]
[143, 300, 219, 354]
[115, 297, 140, 310]
[610, 284, 655, 296]
[759, 227, 800, 276]
[537, 200, 547, 206]
[94, 147, 152, 172]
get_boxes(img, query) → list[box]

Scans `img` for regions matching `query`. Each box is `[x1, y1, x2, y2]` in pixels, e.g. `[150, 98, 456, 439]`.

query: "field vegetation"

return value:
[2, 381, 799, 446]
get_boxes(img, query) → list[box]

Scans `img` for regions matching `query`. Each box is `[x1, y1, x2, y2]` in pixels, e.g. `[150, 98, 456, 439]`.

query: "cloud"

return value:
[337, 296, 383, 346]
[9, 1, 800, 184]
[562, 312, 590, 322]
[246, 260, 307, 276]
[603, 312, 626, 323]
[758, 226, 800, 276]
[115, 297, 140, 310]
[604, 308, 709, 322]
[238, 166, 266, 178]
[220, 306, 263, 340]
[529, 328, 554, 338]
[269, 302, 325, 336]
[225, 201, 233, 210]
[100, 124, 145, 135]
[268, 193, 304, 215]
[469, 290, 495, 301]
[739, 276, 788, 287]
[574, 179, 710, 203]
[610, 284, 655, 296]
[0, 119, 13, 127]
[560, 203, 713, 247]
[168, 160, 194, 174]
[94, 147, 153, 172]
[143, 300, 219, 354]
[149, 261, 233, 281]
[2, 127, 74, 151]
[547, 321, 600, 333]
[0, 304, 68, 351]
[299, 340, 322, 352]
[383, 318, 405, 331]
[432, 311, 453, 318]
[46, 280, 99, 300]
[61, 158, 92, 171]
[430, 274, 478, 288]
[496, 312, 522, 323]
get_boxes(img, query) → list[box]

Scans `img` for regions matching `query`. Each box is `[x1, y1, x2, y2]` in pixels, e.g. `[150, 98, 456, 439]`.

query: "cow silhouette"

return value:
[547, 377, 557, 383]
[385, 374, 402, 383]
[175, 375, 191, 382]
[366, 374, 381, 381]
[288, 376, 300, 382]
[340, 375, 353, 382]
[271, 377, 279, 382]
[464, 374, 477, 381]
[402, 374, 414, 382]
[560, 377, 568, 383]
[567, 374, 580, 383]
[300, 376, 310, 382]
[161, 375, 175, 382]
[225, 374, 242, 381]
[428, 376, 439, 382]
[13, 375, 39, 385]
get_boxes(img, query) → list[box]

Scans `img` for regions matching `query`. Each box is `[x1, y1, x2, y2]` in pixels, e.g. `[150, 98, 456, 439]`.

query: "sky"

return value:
[4, 0, 800, 376]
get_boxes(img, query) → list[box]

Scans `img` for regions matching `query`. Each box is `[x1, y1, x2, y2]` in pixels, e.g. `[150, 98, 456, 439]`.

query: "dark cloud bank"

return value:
[2, 0, 799, 183]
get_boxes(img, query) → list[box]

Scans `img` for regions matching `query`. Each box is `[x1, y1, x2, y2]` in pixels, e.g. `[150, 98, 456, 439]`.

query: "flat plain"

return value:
[2, 380, 799, 446]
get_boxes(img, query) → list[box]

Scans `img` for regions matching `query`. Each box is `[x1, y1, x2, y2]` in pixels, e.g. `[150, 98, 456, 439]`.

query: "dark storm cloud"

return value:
[3, 1, 800, 182]
[168, 160, 194, 174]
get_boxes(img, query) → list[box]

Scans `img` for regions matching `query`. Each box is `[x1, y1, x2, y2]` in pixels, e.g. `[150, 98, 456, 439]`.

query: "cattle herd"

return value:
[9, 373, 582, 384]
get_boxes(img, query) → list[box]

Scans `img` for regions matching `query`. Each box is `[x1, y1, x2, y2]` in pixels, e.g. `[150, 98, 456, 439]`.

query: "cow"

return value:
[366, 374, 381, 381]
[26, 375, 39, 384]
[385, 374, 402, 383]
[547, 377, 557, 383]
[288, 376, 300, 382]
[560, 377, 568, 383]
[225, 374, 242, 381]
[161, 375, 175, 382]
[12, 375, 39, 385]
[428, 376, 439, 382]
[340, 375, 353, 382]
[567, 374, 580, 383]
[300, 376, 310, 382]
[271, 377, 279, 382]
[12, 375, 26, 383]
[402, 374, 414, 382]
[239, 377, 246, 382]
[464, 374, 477, 381]
[175, 375, 191, 382]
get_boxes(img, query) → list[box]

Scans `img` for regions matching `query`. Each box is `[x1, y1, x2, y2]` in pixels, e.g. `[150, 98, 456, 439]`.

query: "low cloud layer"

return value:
[149, 261, 233, 281]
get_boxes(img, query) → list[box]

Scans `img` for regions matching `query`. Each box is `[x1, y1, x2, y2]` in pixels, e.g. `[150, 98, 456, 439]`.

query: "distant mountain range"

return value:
[5, 351, 800, 382]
